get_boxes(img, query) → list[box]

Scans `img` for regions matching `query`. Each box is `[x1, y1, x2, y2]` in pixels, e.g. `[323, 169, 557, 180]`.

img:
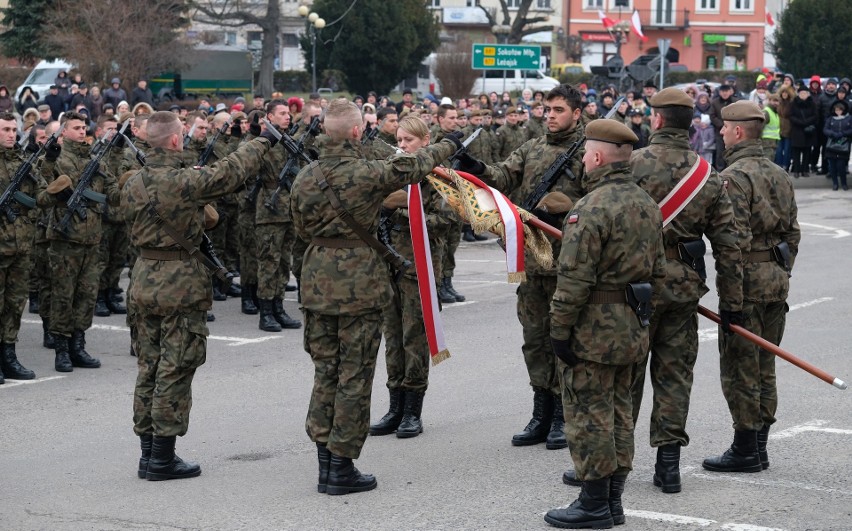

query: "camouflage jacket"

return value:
[526, 117, 546, 140]
[462, 125, 493, 164]
[213, 134, 240, 206]
[482, 125, 586, 276]
[0, 145, 46, 255]
[119, 139, 151, 175]
[290, 137, 456, 315]
[256, 128, 293, 224]
[495, 123, 527, 161]
[550, 161, 667, 365]
[121, 139, 271, 314]
[38, 139, 120, 245]
[722, 139, 800, 303]
[388, 182, 454, 281]
[630, 128, 743, 310]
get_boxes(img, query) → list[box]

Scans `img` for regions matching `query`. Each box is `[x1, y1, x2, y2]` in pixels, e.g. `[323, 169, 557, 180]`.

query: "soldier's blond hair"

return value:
[398, 116, 429, 141]
[323, 99, 362, 141]
[147, 111, 183, 149]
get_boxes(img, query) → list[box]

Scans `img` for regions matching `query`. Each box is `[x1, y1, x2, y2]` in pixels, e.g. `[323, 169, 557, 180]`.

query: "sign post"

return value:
[471, 43, 542, 70]
[657, 38, 671, 90]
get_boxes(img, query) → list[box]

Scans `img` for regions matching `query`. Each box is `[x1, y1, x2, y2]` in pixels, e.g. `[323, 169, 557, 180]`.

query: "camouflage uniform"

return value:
[122, 139, 271, 437]
[118, 138, 151, 276]
[482, 126, 585, 396]
[494, 122, 528, 162]
[291, 137, 455, 459]
[431, 129, 463, 289]
[629, 128, 743, 447]
[551, 161, 666, 481]
[208, 135, 241, 272]
[719, 139, 800, 431]
[462, 125, 493, 164]
[238, 171, 259, 288]
[526, 116, 546, 140]
[98, 140, 135, 296]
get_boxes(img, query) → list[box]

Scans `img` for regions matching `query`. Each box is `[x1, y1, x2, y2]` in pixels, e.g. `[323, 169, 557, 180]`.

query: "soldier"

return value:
[0, 113, 45, 383]
[122, 111, 277, 481]
[545, 119, 666, 529]
[290, 99, 461, 495]
[369, 116, 451, 439]
[455, 84, 585, 451]
[703, 100, 800, 474]
[564, 88, 746, 493]
[460, 110, 491, 243]
[376, 107, 399, 148]
[494, 106, 528, 161]
[32, 121, 61, 349]
[526, 102, 546, 139]
[237, 110, 263, 315]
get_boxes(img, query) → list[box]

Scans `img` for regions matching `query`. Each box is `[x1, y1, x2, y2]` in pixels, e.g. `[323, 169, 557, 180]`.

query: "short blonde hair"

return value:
[397, 115, 429, 140]
[146, 111, 183, 148]
[323, 98, 362, 141]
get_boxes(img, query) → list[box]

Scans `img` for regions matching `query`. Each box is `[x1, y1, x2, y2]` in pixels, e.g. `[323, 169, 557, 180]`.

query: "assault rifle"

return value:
[197, 120, 230, 167]
[287, 122, 300, 136]
[448, 127, 483, 170]
[0, 124, 65, 223]
[244, 177, 262, 208]
[53, 121, 129, 237]
[261, 116, 320, 213]
[361, 123, 379, 144]
[183, 122, 197, 151]
[378, 208, 411, 283]
[121, 134, 146, 167]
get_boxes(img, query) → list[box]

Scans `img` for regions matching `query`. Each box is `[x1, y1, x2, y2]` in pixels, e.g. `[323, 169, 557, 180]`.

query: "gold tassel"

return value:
[431, 349, 451, 366]
[508, 271, 526, 284]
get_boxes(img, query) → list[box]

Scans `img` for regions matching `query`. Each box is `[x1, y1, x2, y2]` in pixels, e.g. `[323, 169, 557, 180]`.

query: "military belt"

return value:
[664, 248, 680, 260]
[588, 290, 627, 304]
[311, 238, 370, 249]
[747, 250, 774, 263]
[140, 248, 192, 261]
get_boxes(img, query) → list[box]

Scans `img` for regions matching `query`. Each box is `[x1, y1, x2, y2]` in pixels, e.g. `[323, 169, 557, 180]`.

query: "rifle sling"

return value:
[310, 161, 406, 270]
[131, 175, 229, 281]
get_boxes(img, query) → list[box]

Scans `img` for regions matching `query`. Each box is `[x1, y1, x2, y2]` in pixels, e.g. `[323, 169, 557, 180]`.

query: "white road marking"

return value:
[720, 525, 786, 531]
[21, 319, 282, 347]
[623, 509, 715, 526]
[770, 419, 852, 439]
[0, 375, 66, 390]
[690, 471, 850, 495]
[697, 297, 834, 343]
[441, 301, 478, 309]
[799, 222, 850, 239]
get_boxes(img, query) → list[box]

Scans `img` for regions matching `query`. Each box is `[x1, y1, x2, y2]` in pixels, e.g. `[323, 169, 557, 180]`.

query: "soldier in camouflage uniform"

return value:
[207, 111, 242, 298]
[38, 111, 122, 372]
[122, 111, 276, 481]
[255, 100, 301, 332]
[526, 102, 546, 139]
[456, 84, 586, 451]
[703, 101, 800, 474]
[494, 106, 529, 161]
[237, 111, 262, 315]
[0, 113, 45, 383]
[290, 99, 460, 495]
[545, 119, 666, 529]
[369, 116, 452, 439]
[118, 113, 153, 280]
[564, 88, 746, 492]
[460, 110, 492, 242]
[31, 121, 59, 350]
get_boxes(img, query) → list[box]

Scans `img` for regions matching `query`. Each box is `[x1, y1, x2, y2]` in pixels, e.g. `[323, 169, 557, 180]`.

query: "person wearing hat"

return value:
[494, 106, 526, 161]
[642, 79, 658, 105]
[788, 83, 818, 177]
[761, 93, 782, 160]
[709, 84, 740, 170]
[396, 90, 414, 115]
[702, 100, 800, 476]
[815, 77, 841, 174]
[723, 74, 744, 100]
[580, 99, 599, 127]
[822, 99, 852, 190]
[36, 104, 53, 126]
[526, 101, 546, 139]
[103, 78, 127, 109]
[627, 108, 650, 149]
[569, 87, 743, 495]
[44, 85, 65, 121]
[544, 117, 666, 529]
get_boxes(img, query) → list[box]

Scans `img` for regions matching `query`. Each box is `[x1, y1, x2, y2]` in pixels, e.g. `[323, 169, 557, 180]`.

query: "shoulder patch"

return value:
[568, 213, 579, 224]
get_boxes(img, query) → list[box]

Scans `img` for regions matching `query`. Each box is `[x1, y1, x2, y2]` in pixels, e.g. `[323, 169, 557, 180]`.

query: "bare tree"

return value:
[478, 0, 553, 44]
[189, 0, 278, 98]
[434, 39, 479, 99]
[45, 0, 189, 89]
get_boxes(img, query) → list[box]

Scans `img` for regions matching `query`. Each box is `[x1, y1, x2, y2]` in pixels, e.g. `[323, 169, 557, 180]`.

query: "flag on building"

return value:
[765, 9, 775, 27]
[598, 9, 616, 29]
[631, 10, 648, 42]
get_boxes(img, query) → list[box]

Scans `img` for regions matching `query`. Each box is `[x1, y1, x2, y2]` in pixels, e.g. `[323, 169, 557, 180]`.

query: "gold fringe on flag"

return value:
[431, 349, 451, 366]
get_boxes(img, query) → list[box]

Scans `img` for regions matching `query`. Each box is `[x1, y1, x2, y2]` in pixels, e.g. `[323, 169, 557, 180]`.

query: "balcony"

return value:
[633, 8, 690, 30]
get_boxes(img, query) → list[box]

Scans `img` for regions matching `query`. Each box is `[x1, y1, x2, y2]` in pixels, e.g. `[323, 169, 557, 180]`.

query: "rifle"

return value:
[183, 122, 197, 151]
[361, 123, 379, 145]
[197, 120, 230, 167]
[287, 122, 300, 136]
[0, 124, 65, 223]
[121, 134, 146, 167]
[52, 121, 129, 237]
[261, 116, 320, 213]
[448, 127, 483, 170]
[377, 208, 411, 283]
[244, 178, 262, 208]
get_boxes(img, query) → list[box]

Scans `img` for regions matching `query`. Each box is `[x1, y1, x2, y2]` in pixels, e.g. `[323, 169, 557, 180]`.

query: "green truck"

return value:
[149, 45, 253, 102]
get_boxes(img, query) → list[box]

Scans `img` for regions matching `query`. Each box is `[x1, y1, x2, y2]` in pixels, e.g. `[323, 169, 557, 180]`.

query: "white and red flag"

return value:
[598, 9, 616, 29]
[631, 10, 648, 42]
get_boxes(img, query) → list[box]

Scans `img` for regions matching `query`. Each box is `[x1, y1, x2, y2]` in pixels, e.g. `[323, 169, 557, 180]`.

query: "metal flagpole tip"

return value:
[833, 378, 848, 390]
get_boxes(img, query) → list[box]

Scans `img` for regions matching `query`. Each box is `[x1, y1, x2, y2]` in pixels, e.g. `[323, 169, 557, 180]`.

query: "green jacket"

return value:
[0, 145, 46, 255]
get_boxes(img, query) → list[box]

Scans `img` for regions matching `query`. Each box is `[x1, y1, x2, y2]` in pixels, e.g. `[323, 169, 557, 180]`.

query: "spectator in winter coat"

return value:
[709, 84, 739, 170]
[53, 70, 71, 97]
[749, 80, 769, 109]
[130, 79, 154, 107]
[628, 108, 650, 149]
[822, 100, 852, 190]
[84, 86, 104, 120]
[43, 85, 65, 119]
[103, 78, 128, 108]
[16, 86, 39, 115]
[694, 92, 712, 116]
[788, 85, 818, 178]
[775, 85, 796, 169]
[0, 85, 13, 113]
[689, 113, 715, 164]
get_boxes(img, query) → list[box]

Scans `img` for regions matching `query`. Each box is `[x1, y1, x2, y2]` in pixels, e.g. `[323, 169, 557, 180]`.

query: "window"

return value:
[537, 0, 552, 8]
[428, 0, 439, 7]
[730, 0, 752, 12]
[225, 31, 237, 45]
[584, 0, 604, 8]
[466, 0, 477, 6]
[611, 0, 631, 8]
[506, 0, 522, 8]
[696, 0, 718, 11]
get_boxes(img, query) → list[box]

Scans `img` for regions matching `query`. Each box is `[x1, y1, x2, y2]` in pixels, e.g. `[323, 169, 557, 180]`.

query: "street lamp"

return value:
[299, 5, 326, 93]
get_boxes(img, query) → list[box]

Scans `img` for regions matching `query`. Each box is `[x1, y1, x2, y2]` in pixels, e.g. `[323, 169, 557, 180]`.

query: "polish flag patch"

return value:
[568, 213, 579, 224]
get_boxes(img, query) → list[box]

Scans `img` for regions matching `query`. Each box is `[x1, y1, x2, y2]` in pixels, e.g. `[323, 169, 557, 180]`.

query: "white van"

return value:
[473, 69, 560, 95]
[14, 59, 74, 101]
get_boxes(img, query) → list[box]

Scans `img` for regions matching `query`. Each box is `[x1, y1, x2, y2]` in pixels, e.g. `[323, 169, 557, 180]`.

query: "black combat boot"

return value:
[1, 343, 35, 380]
[273, 297, 302, 329]
[110, 289, 124, 303]
[512, 389, 554, 446]
[396, 390, 424, 438]
[258, 300, 282, 332]
[326, 453, 377, 495]
[609, 475, 627, 526]
[54, 336, 72, 372]
[207, 312, 215, 322]
[562, 469, 582, 487]
[369, 388, 405, 436]
[702, 430, 762, 473]
[462, 224, 477, 242]
[653, 444, 681, 493]
[43, 320, 55, 350]
[28, 291, 39, 314]
[757, 425, 770, 470]
[544, 477, 614, 529]
[241, 283, 258, 315]
[138, 434, 153, 479]
[546, 394, 568, 450]
[438, 279, 455, 304]
[106, 288, 127, 314]
[212, 279, 227, 301]
[145, 435, 202, 481]
[94, 290, 111, 317]
[317, 443, 331, 493]
[69, 330, 101, 368]
[285, 281, 297, 292]
[0, 363, 4, 384]
[225, 281, 242, 298]
[443, 277, 466, 302]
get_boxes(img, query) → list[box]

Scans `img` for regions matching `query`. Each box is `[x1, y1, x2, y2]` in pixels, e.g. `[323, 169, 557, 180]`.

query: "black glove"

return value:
[532, 208, 561, 228]
[24, 134, 40, 154]
[112, 133, 125, 149]
[52, 188, 73, 203]
[45, 142, 62, 162]
[456, 152, 486, 176]
[259, 129, 279, 147]
[445, 130, 464, 151]
[719, 309, 744, 335]
[551, 337, 579, 366]
[380, 206, 396, 218]
[249, 114, 262, 137]
[231, 120, 243, 139]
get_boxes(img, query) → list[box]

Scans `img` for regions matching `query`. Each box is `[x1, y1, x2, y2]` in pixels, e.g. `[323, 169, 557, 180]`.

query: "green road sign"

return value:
[471, 43, 541, 70]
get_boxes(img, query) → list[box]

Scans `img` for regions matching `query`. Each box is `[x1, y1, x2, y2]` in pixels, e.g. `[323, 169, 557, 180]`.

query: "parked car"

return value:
[473, 69, 561, 95]
[14, 59, 74, 102]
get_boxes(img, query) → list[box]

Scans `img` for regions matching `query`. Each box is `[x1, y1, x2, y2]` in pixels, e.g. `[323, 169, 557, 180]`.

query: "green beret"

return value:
[481, 109, 492, 116]
[585, 119, 639, 146]
[721, 100, 765, 122]
[470, 110, 482, 117]
[649, 87, 695, 109]
[506, 106, 518, 114]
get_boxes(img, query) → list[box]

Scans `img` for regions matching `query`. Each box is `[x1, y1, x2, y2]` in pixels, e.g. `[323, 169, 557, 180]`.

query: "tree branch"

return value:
[519, 25, 554, 38]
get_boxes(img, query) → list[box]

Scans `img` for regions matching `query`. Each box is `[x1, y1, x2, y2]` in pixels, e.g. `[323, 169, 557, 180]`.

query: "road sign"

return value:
[471, 43, 541, 70]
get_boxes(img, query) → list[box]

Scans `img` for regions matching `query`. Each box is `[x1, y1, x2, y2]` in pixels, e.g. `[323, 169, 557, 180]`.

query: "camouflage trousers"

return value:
[631, 299, 699, 447]
[48, 240, 99, 337]
[382, 275, 430, 392]
[238, 206, 258, 285]
[291, 235, 308, 282]
[0, 253, 31, 343]
[32, 238, 51, 319]
[208, 200, 240, 272]
[561, 359, 638, 481]
[256, 222, 294, 300]
[304, 309, 382, 459]
[440, 219, 462, 279]
[517, 274, 560, 395]
[98, 221, 129, 290]
[132, 310, 209, 437]
[719, 300, 785, 431]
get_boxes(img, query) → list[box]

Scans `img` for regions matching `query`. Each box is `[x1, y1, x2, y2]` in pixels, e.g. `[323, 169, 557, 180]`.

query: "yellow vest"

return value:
[763, 107, 781, 140]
